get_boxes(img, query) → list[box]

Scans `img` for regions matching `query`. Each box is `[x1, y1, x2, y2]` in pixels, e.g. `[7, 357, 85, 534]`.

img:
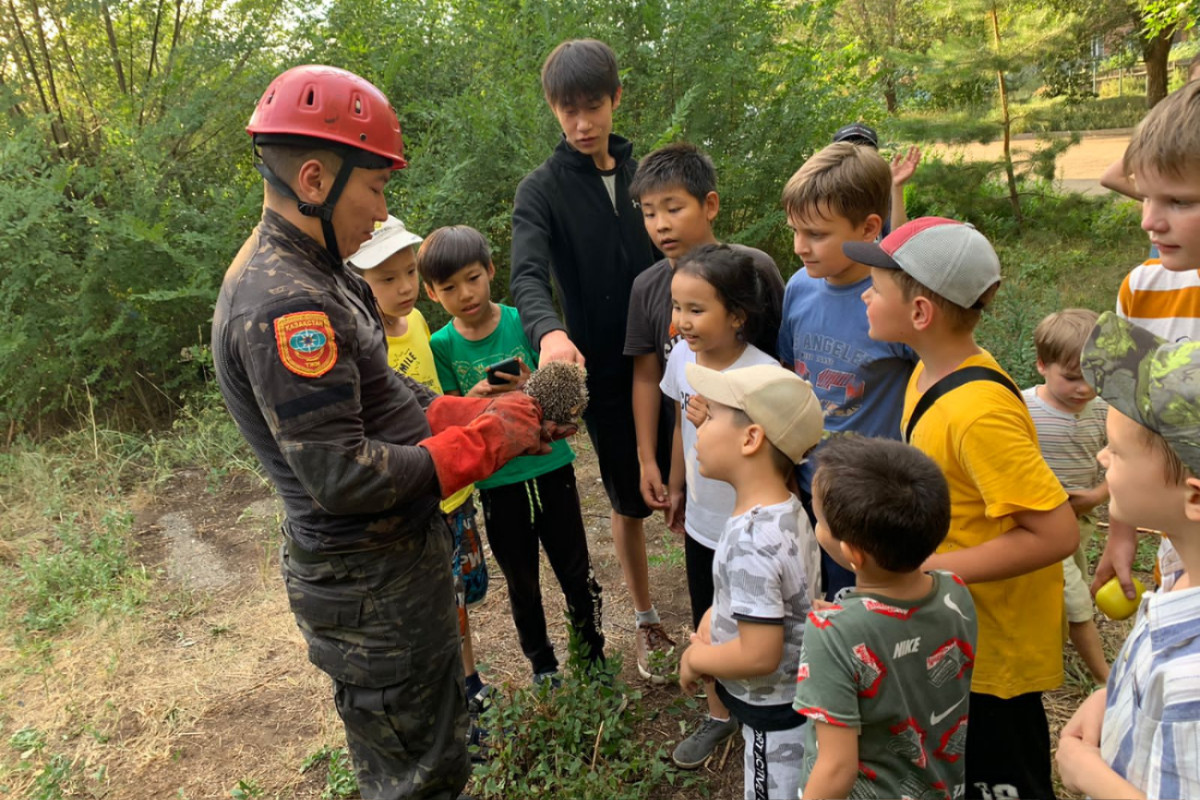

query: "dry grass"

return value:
[0, 434, 739, 799]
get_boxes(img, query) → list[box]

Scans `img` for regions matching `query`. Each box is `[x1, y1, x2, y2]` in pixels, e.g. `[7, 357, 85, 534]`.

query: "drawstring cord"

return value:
[524, 478, 544, 524]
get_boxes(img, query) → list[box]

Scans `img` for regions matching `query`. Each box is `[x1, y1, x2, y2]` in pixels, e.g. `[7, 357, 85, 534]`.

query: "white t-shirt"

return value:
[659, 343, 780, 549]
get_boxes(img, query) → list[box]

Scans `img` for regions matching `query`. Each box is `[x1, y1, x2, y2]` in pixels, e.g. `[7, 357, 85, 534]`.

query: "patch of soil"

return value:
[3, 434, 740, 799]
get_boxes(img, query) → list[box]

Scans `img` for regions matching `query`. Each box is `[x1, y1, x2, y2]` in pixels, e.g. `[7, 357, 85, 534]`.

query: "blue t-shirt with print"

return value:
[777, 271, 917, 493]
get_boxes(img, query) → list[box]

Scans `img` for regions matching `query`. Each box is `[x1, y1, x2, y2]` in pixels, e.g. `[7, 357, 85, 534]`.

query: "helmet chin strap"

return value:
[254, 147, 360, 265]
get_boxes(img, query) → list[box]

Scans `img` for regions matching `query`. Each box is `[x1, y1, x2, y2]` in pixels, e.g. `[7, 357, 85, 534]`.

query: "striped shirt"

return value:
[1101, 581, 1200, 799]
[1117, 260, 1200, 343]
[1021, 387, 1107, 491]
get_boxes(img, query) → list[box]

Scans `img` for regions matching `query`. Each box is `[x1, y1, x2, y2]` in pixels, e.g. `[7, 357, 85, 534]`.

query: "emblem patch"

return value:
[274, 311, 338, 378]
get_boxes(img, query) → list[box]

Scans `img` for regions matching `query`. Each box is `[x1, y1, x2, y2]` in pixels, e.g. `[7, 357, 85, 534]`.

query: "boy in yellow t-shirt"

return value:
[850, 217, 1078, 800]
[348, 217, 492, 752]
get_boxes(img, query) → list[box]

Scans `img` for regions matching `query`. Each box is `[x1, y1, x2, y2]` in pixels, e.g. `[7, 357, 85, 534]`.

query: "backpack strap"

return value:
[904, 366, 1022, 443]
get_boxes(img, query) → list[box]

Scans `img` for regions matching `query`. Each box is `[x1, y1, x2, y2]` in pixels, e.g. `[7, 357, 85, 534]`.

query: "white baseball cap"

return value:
[685, 363, 824, 463]
[347, 215, 423, 270]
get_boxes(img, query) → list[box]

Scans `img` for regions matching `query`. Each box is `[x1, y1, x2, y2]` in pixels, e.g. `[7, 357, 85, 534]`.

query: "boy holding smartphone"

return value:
[423, 225, 606, 683]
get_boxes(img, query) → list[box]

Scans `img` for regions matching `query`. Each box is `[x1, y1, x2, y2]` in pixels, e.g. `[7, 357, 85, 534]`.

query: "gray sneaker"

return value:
[671, 715, 739, 769]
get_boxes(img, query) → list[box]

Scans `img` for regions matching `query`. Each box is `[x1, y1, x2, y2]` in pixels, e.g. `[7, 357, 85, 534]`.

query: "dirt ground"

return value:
[0, 430, 1143, 799]
[0, 436, 744, 799]
[933, 130, 1132, 195]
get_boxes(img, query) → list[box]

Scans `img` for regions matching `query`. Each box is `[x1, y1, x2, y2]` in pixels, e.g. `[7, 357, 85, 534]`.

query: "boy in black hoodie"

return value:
[511, 39, 675, 681]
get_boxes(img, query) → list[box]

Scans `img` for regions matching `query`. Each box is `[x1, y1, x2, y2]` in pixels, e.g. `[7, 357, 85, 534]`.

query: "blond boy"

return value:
[1023, 308, 1128, 685]
[778, 142, 918, 602]
[1094, 80, 1200, 601]
[1057, 312, 1200, 800]
[852, 217, 1078, 800]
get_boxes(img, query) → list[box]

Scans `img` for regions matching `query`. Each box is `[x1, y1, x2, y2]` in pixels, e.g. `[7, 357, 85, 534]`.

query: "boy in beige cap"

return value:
[677, 363, 823, 800]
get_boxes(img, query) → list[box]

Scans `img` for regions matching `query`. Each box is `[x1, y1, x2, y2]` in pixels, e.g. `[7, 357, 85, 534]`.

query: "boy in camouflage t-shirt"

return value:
[794, 436, 978, 800]
[677, 364, 824, 800]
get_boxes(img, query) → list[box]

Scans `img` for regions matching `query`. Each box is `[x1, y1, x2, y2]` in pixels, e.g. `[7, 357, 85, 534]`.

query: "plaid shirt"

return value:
[1102, 581, 1200, 799]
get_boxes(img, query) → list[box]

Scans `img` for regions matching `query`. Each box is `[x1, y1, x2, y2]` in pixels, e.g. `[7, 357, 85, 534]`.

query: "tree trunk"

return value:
[884, 74, 898, 114]
[990, 3, 1023, 228]
[1141, 23, 1173, 108]
[101, 1, 127, 95]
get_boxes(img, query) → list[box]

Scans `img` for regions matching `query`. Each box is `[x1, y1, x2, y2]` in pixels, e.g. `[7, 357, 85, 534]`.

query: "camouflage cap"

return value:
[1081, 311, 1200, 475]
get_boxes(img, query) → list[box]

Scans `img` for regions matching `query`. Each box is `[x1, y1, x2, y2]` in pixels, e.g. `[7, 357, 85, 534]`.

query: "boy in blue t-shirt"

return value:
[421, 225, 605, 682]
[777, 142, 918, 600]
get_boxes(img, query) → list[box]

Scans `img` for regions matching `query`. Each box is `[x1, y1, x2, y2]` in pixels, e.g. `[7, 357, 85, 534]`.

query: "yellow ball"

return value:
[1095, 576, 1147, 621]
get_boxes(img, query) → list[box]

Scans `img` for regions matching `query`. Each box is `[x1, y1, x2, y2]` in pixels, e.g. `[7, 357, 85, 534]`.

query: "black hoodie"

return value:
[510, 134, 659, 395]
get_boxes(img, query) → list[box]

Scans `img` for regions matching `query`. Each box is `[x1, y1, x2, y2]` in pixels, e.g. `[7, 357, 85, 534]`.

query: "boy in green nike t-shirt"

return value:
[795, 436, 978, 800]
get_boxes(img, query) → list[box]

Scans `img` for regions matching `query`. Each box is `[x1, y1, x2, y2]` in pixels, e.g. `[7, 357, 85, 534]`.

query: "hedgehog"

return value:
[523, 361, 589, 424]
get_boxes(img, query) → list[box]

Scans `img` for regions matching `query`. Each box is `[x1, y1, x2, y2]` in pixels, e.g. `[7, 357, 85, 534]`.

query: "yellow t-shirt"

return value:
[386, 308, 474, 514]
[902, 351, 1068, 698]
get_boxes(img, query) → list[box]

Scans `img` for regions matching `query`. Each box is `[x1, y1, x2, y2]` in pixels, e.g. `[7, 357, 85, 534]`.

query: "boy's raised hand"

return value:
[891, 146, 921, 187]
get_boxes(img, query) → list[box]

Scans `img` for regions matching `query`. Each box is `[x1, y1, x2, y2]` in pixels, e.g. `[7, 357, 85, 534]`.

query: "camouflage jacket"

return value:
[212, 209, 440, 553]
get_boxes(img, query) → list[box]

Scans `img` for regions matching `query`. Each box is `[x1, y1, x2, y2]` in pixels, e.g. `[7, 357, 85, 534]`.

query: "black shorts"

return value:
[684, 535, 716, 630]
[583, 396, 673, 519]
[964, 691, 1053, 800]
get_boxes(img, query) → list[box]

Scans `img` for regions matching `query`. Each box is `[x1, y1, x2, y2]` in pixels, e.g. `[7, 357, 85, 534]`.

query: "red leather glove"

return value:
[420, 393, 549, 497]
[425, 395, 495, 434]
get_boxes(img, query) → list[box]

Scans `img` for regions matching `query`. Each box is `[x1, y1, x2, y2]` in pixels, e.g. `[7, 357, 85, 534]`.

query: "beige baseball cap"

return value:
[685, 363, 824, 463]
[347, 215, 423, 270]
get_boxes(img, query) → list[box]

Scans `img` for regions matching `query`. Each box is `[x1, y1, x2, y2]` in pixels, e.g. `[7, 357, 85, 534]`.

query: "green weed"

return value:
[301, 745, 358, 799]
[469, 636, 706, 799]
[647, 535, 686, 569]
[229, 778, 263, 799]
[5, 509, 148, 636]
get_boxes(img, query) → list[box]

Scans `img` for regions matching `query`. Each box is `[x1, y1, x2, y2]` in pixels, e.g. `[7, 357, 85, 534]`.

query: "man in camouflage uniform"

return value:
[212, 65, 553, 800]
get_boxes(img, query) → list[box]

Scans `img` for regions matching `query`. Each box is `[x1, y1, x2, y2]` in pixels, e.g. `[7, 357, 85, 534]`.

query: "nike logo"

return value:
[930, 696, 966, 726]
[944, 593, 968, 621]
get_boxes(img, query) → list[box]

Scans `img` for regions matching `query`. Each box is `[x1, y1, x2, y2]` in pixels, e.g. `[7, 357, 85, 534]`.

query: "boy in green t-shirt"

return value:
[347, 217, 493, 748]
[421, 225, 605, 683]
[794, 436, 978, 800]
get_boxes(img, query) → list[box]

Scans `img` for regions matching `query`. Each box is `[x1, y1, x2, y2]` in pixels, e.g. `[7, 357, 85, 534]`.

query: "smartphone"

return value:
[486, 357, 522, 386]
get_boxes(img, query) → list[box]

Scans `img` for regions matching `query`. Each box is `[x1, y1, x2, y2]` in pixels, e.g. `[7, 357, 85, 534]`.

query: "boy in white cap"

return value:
[677, 363, 823, 800]
[348, 218, 492, 754]
[852, 217, 1078, 800]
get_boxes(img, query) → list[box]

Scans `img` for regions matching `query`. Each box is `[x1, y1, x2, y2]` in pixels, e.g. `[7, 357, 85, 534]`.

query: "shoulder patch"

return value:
[274, 311, 338, 378]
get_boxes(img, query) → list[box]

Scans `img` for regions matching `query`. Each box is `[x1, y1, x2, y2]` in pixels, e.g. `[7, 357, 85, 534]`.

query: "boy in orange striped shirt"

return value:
[1095, 80, 1200, 602]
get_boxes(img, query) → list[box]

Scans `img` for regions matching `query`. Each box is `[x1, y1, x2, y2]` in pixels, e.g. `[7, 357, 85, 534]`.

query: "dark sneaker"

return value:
[635, 622, 677, 684]
[466, 684, 493, 763]
[533, 669, 562, 690]
[672, 716, 739, 769]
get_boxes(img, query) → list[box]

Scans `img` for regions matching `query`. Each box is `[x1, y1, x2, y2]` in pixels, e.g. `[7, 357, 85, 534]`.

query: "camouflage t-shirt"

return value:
[793, 571, 978, 800]
[711, 496, 813, 729]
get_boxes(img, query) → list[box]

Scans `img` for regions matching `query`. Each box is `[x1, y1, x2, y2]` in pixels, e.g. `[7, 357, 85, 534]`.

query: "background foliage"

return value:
[1, 0, 1185, 429]
[0, 0, 870, 428]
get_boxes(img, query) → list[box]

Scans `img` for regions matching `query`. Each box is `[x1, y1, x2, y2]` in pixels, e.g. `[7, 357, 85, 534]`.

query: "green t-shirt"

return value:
[793, 571, 978, 800]
[430, 304, 574, 489]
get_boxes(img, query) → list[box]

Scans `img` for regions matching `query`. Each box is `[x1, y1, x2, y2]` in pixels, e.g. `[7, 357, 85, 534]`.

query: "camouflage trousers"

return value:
[743, 723, 805, 800]
[282, 514, 469, 799]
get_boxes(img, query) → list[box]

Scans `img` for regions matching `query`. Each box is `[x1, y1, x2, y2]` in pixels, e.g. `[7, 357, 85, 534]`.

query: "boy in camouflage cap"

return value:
[1057, 311, 1200, 800]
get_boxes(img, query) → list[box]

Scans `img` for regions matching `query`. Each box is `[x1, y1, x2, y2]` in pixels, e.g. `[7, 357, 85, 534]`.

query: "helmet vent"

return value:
[305, 88, 315, 106]
[354, 97, 363, 115]
[359, 133, 367, 141]
[265, 90, 275, 105]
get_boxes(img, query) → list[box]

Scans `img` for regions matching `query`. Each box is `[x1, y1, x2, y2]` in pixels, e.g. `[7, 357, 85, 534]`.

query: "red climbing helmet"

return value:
[248, 65, 406, 170]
